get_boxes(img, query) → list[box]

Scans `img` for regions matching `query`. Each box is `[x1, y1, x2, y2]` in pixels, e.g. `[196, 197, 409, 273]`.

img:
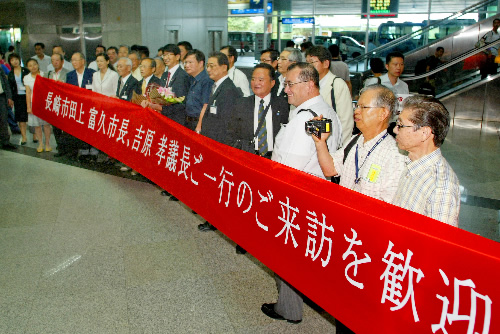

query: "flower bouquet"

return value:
[149, 86, 185, 105]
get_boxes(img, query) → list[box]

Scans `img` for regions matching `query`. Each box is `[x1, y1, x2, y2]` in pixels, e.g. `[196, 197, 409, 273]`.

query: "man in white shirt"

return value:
[88, 45, 106, 72]
[31, 42, 51, 73]
[262, 62, 341, 324]
[220, 45, 250, 97]
[306, 45, 353, 146]
[364, 52, 409, 95]
[328, 44, 352, 96]
[47, 45, 73, 72]
[479, 18, 500, 78]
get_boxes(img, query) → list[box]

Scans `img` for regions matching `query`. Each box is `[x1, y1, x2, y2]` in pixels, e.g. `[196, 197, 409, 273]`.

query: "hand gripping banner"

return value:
[33, 77, 499, 334]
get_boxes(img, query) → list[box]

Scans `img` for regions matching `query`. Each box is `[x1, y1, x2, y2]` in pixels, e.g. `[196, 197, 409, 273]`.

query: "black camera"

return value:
[305, 118, 332, 139]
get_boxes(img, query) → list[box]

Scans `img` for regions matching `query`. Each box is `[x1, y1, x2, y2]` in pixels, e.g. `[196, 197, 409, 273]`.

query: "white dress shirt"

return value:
[88, 60, 98, 72]
[272, 95, 341, 179]
[319, 71, 354, 146]
[228, 66, 250, 97]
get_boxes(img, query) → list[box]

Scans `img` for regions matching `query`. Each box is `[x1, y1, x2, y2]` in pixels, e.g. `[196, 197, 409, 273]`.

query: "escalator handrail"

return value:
[401, 38, 500, 81]
[346, 0, 498, 64]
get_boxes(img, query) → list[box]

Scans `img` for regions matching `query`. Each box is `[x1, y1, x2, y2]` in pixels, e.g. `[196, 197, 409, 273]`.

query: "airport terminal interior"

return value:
[1, 0, 499, 332]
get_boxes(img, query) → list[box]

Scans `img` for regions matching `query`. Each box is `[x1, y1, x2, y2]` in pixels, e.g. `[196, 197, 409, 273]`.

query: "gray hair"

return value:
[118, 57, 132, 67]
[283, 47, 302, 63]
[359, 84, 398, 119]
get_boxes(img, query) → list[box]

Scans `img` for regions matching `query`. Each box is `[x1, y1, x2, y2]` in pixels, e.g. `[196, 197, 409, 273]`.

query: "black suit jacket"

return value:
[7, 67, 30, 96]
[159, 67, 191, 124]
[227, 94, 290, 154]
[135, 75, 163, 95]
[117, 75, 139, 101]
[66, 68, 95, 88]
[201, 77, 242, 144]
[0, 67, 13, 100]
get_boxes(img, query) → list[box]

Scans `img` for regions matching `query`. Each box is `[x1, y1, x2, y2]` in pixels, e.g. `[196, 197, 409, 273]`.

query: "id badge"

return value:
[366, 164, 381, 183]
[210, 105, 217, 115]
[121, 95, 127, 99]
[86, 84, 93, 90]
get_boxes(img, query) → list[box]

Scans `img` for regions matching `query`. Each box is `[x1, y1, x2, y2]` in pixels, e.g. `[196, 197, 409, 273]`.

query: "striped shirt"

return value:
[332, 130, 406, 203]
[392, 149, 460, 227]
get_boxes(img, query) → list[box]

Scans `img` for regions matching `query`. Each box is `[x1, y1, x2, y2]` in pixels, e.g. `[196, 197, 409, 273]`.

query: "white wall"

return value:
[140, 0, 228, 57]
[101, 0, 142, 48]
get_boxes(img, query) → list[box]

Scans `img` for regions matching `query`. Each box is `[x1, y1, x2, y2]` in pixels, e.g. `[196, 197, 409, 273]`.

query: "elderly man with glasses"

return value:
[313, 84, 406, 203]
[392, 95, 460, 227]
[312, 83, 406, 334]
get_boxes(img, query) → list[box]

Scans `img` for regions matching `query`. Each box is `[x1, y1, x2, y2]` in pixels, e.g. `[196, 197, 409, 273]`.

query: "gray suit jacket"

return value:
[46, 68, 69, 83]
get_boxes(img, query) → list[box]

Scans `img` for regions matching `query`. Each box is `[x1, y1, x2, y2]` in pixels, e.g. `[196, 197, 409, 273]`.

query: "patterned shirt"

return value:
[392, 149, 460, 227]
[332, 130, 406, 203]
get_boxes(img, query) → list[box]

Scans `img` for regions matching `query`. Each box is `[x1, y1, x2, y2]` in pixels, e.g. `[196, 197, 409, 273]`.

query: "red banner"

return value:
[33, 76, 499, 334]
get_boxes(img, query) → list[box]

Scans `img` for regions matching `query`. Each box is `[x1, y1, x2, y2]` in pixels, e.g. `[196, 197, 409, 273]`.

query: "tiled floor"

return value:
[0, 123, 498, 333]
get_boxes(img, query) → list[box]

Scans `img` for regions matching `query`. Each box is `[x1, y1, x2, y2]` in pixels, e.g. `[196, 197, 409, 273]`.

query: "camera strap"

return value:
[297, 108, 318, 117]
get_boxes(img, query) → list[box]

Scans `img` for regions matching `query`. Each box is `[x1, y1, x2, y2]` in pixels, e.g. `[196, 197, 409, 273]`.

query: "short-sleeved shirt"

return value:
[392, 149, 460, 227]
[272, 95, 342, 179]
[332, 130, 406, 203]
[185, 69, 213, 117]
[329, 59, 350, 83]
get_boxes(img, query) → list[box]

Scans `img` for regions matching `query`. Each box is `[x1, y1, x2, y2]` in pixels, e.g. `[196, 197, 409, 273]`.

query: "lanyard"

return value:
[354, 132, 389, 184]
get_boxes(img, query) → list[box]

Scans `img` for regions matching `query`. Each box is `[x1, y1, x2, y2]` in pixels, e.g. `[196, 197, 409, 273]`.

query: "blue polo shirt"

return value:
[185, 69, 213, 117]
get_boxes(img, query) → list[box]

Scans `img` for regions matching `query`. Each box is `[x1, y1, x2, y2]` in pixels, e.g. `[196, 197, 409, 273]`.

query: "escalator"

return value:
[348, 0, 500, 74]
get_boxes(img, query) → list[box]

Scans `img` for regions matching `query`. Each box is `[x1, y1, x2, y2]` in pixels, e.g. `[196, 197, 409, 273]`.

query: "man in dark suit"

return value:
[144, 44, 191, 125]
[196, 52, 242, 144]
[66, 52, 94, 88]
[227, 63, 289, 155]
[54, 52, 96, 157]
[136, 58, 163, 97]
[196, 52, 242, 232]
[115, 57, 138, 101]
[0, 66, 15, 149]
[226, 63, 289, 249]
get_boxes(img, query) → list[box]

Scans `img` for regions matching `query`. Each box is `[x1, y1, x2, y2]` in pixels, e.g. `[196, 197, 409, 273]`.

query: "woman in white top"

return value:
[24, 59, 52, 153]
[92, 53, 118, 97]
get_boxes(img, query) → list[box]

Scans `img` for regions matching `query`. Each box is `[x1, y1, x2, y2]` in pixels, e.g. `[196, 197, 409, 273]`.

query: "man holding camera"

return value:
[261, 62, 341, 324]
[312, 84, 406, 334]
[313, 84, 405, 203]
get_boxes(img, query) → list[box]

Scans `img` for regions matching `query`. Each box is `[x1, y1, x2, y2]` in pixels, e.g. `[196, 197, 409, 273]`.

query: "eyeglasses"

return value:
[354, 104, 379, 110]
[260, 59, 272, 63]
[307, 60, 320, 65]
[395, 122, 415, 130]
[284, 80, 308, 88]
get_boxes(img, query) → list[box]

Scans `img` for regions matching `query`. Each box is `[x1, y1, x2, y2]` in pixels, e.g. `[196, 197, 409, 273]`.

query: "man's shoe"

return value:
[261, 303, 301, 324]
[198, 221, 217, 232]
[169, 196, 179, 201]
[236, 245, 247, 254]
[160, 190, 171, 196]
[2, 143, 16, 150]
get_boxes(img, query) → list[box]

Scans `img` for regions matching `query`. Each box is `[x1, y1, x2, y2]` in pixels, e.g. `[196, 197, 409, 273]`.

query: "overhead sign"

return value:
[282, 17, 315, 24]
[362, 0, 399, 18]
[231, 3, 272, 14]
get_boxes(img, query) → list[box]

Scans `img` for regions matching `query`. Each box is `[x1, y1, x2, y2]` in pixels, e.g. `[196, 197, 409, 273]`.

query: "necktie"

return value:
[166, 72, 171, 86]
[257, 99, 268, 156]
[118, 79, 123, 95]
[142, 79, 147, 95]
[211, 83, 217, 96]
